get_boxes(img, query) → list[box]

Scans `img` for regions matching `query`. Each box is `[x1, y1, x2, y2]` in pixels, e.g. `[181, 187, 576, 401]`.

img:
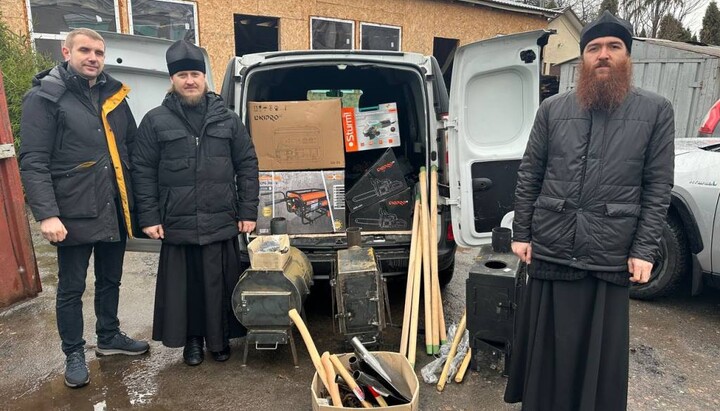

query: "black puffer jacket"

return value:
[132, 92, 259, 245]
[19, 63, 137, 246]
[513, 88, 675, 271]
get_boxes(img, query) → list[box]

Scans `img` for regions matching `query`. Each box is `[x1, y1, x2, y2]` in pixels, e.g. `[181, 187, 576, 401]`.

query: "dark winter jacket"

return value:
[513, 87, 675, 271]
[19, 63, 137, 246]
[131, 92, 259, 245]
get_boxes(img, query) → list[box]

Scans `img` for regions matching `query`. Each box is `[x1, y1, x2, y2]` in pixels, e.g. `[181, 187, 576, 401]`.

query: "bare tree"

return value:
[621, 0, 706, 37]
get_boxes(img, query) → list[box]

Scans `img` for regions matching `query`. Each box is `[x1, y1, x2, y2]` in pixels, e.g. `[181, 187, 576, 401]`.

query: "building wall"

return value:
[3, 0, 547, 85]
[0, 0, 28, 37]
[544, 15, 580, 75]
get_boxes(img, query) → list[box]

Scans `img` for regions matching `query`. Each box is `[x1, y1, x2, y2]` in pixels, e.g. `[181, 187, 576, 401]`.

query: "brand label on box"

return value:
[342, 103, 400, 152]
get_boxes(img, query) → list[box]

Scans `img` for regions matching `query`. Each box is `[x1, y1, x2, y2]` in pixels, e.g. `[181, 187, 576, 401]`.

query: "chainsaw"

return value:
[351, 178, 406, 204]
[353, 209, 408, 229]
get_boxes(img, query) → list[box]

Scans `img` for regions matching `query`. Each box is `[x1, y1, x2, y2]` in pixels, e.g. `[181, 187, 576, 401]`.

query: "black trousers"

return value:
[56, 236, 126, 355]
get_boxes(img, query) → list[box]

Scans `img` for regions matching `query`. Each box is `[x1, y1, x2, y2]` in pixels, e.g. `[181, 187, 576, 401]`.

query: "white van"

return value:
[111, 30, 551, 286]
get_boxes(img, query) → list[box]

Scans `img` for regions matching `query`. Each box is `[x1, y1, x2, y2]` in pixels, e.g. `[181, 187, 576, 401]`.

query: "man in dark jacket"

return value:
[132, 40, 259, 366]
[505, 12, 674, 410]
[20, 28, 149, 389]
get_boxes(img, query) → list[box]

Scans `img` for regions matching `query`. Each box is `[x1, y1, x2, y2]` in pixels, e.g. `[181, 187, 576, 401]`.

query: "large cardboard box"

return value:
[345, 149, 408, 213]
[256, 170, 345, 235]
[311, 352, 419, 410]
[342, 102, 401, 152]
[349, 188, 412, 231]
[248, 100, 345, 171]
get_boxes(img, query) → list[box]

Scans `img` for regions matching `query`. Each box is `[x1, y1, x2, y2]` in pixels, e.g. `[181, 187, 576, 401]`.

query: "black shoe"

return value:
[211, 345, 231, 362]
[96, 332, 150, 356]
[64, 351, 89, 388]
[183, 336, 204, 366]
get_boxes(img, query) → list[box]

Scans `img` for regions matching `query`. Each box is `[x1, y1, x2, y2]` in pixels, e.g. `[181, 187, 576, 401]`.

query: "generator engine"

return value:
[232, 218, 313, 366]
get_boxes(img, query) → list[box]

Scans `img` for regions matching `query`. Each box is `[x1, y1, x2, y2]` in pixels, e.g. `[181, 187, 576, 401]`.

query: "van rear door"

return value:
[447, 30, 550, 247]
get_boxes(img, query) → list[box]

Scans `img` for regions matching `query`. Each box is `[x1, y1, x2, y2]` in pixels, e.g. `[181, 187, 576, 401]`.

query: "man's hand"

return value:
[142, 225, 164, 240]
[238, 221, 256, 234]
[628, 257, 653, 283]
[512, 241, 532, 264]
[40, 217, 67, 243]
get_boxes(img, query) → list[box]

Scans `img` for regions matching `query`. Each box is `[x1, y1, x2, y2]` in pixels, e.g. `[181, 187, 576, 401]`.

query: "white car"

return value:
[630, 138, 720, 299]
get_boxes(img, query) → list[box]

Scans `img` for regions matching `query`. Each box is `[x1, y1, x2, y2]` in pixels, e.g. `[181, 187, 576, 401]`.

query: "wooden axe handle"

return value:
[288, 309, 329, 393]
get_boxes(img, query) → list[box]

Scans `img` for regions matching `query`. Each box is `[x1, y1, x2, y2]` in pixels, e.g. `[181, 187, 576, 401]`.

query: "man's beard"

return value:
[575, 57, 633, 112]
[172, 83, 207, 107]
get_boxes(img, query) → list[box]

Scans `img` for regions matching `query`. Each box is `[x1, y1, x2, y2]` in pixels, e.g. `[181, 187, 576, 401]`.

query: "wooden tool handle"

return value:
[321, 352, 343, 406]
[437, 310, 467, 391]
[400, 198, 421, 357]
[289, 309, 329, 393]
[418, 168, 434, 354]
[408, 218, 424, 368]
[329, 355, 373, 409]
[455, 348, 472, 383]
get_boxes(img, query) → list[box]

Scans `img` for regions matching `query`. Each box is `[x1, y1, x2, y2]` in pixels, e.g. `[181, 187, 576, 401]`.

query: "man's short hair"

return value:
[64, 28, 105, 50]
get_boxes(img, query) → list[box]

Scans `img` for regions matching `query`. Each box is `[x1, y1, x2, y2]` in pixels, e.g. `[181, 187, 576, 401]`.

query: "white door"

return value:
[102, 32, 215, 123]
[447, 30, 551, 247]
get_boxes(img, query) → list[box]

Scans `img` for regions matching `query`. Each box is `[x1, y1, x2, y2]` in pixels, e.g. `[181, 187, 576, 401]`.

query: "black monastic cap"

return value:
[580, 11, 634, 54]
[166, 40, 205, 76]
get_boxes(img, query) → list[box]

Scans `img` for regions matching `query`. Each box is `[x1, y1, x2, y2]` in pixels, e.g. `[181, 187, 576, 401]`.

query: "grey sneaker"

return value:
[64, 351, 89, 388]
[96, 332, 149, 356]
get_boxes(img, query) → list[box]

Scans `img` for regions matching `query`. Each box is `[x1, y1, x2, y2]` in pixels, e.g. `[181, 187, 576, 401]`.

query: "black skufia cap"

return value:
[166, 40, 205, 76]
[580, 11, 634, 54]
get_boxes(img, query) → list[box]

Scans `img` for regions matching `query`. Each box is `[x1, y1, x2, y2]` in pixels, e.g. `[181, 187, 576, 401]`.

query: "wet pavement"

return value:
[1, 218, 719, 410]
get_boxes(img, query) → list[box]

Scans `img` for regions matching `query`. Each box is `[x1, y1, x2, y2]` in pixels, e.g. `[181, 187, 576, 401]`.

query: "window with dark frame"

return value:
[360, 23, 401, 51]
[129, 0, 198, 44]
[310, 17, 353, 50]
[234, 14, 279, 57]
[26, 0, 120, 61]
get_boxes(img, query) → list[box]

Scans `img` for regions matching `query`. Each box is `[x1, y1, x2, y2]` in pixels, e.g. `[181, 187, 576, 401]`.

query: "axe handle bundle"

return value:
[437, 310, 467, 391]
[288, 309, 329, 393]
[418, 167, 434, 355]
[400, 198, 421, 358]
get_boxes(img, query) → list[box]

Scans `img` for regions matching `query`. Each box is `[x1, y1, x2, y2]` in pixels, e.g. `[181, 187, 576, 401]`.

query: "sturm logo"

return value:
[254, 114, 281, 122]
[343, 111, 355, 147]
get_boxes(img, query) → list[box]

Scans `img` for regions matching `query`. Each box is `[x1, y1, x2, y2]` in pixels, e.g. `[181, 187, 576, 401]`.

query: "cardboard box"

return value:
[342, 103, 401, 152]
[249, 100, 345, 171]
[247, 235, 290, 270]
[311, 352, 419, 410]
[256, 170, 345, 235]
[349, 188, 412, 231]
[345, 149, 408, 213]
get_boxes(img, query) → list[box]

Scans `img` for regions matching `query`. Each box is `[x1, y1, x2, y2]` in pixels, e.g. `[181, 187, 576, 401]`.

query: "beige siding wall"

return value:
[3, 0, 547, 85]
[545, 15, 581, 74]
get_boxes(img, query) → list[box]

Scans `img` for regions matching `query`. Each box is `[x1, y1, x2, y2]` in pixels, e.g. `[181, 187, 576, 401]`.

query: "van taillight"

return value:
[446, 222, 454, 242]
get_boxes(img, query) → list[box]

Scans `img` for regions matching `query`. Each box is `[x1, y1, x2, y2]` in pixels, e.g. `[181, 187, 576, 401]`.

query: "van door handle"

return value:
[472, 178, 493, 191]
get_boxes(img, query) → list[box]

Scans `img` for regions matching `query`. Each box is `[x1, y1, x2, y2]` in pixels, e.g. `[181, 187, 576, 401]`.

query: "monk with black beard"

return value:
[505, 12, 675, 411]
[132, 40, 259, 366]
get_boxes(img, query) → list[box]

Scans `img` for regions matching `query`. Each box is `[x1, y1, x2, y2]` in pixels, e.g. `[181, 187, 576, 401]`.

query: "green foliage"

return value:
[700, 1, 720, 45]
[598, 0, 619, 16]
[658, 14, 692, 42]
[0, 17, 54, 148]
